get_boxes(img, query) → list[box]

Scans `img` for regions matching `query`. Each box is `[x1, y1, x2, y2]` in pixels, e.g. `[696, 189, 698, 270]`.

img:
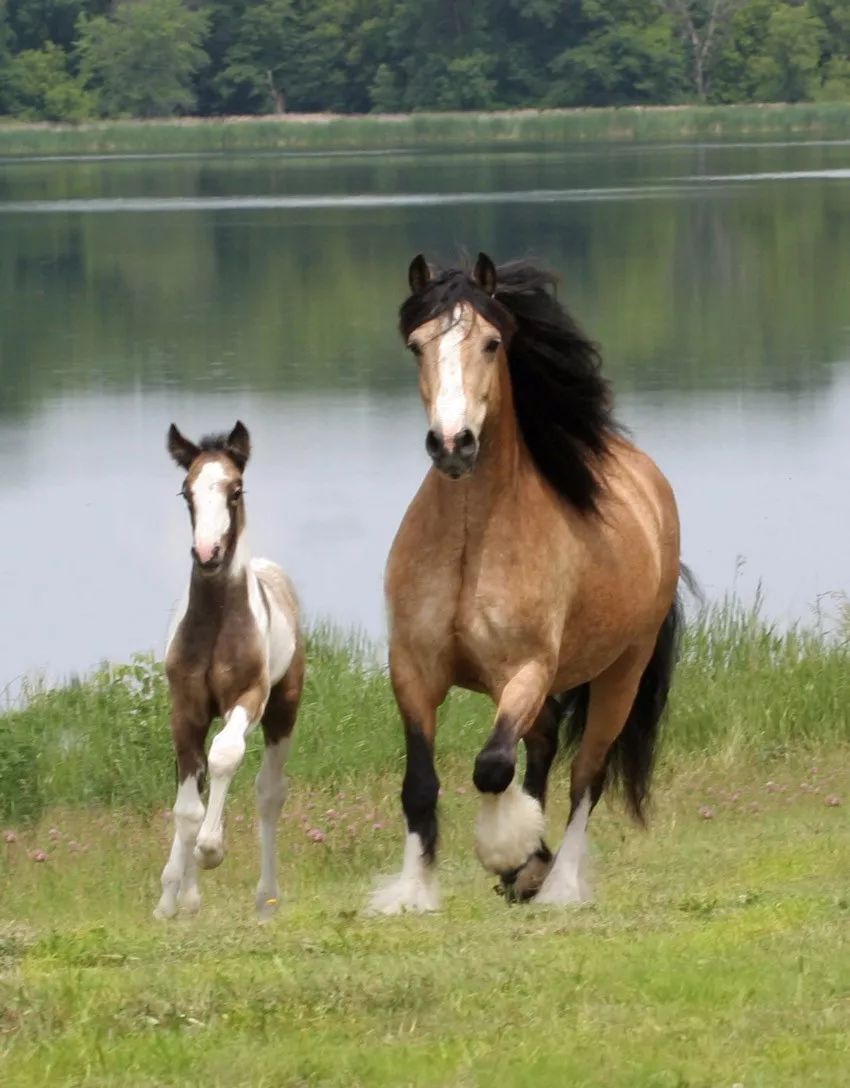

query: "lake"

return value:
[1, 139, 849, 687]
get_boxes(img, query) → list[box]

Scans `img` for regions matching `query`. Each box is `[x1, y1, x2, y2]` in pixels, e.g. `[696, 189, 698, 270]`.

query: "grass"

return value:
[2, 603, 850, 1085]
[1, 102, 850, 158]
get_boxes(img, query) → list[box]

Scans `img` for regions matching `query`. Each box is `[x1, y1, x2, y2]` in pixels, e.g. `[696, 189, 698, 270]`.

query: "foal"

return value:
[154, 421, 304, 921]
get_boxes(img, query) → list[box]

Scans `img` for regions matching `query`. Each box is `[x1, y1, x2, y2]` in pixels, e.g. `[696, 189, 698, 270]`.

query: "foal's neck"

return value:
[187, 532, 252, 614]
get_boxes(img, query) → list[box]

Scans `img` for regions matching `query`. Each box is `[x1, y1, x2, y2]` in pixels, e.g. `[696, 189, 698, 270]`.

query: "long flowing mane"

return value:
[399, 259, 619, 513]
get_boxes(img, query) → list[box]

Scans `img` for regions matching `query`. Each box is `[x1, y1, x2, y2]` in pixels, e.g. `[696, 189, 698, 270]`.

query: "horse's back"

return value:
[252, 558, 300, 685]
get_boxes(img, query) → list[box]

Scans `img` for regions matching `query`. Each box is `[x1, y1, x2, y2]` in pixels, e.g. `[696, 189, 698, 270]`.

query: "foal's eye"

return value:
[230, 487, 243, 505]
[407, 342, 422, 359]
[179, 483, 190, 501]
[483, 338, 501, 355]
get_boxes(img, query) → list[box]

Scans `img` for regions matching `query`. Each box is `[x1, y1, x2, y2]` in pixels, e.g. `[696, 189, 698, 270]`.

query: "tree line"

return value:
[1, 0, 848, 123]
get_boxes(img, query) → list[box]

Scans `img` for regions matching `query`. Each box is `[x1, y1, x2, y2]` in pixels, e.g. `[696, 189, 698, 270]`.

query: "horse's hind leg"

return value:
[367, 649, 445, 915]
[536, 645, 651, 907]
[154, 710, 209, 920]
[255, 649, 303, 922]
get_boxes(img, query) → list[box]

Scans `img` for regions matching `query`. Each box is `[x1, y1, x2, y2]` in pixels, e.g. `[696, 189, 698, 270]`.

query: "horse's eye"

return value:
[484, 338, 501, 355]
[179, 484, 190, 501]
[407, 342, 422, 358]
[230, 487, 243, 505]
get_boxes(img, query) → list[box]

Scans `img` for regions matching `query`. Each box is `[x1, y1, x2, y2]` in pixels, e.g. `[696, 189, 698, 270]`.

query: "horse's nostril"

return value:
[425, 429, 442, 458]
[457, 428, 477, 457]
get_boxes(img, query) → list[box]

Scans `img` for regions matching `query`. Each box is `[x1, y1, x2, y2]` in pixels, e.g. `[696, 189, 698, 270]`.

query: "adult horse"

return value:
[370, 254, 682, 913]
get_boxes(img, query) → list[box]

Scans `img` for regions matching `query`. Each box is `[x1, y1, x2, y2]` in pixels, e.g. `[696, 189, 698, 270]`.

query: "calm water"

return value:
[2, 140, 850, 686]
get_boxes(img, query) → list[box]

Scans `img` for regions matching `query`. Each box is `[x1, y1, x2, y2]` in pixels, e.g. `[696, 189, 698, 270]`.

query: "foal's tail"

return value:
[560, 569, 693, 823]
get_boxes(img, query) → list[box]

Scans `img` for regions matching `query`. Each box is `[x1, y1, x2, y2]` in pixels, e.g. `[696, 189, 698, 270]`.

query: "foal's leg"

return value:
[255, 655, 303, 922]
[155, 714, 209, 920]
[536, 648, 649, 906]
[471, 661, 553, 883]
[368, 652, 445, 915]
[194, 686, 266, 870]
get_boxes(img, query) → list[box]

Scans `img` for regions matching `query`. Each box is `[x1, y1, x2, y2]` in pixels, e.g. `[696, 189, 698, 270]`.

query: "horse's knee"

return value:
[473, 743, 516, 794]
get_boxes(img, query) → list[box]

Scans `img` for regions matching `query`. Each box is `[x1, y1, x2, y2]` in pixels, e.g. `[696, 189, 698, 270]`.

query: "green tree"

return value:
[750, 3, 824, 101]
[2, 39, 93, 119]
[76, 0, 209, 117]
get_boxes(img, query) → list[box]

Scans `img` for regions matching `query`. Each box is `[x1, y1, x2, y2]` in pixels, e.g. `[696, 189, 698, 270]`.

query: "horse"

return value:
[154, 421, 304, 921]
[369, 253, 682, 914]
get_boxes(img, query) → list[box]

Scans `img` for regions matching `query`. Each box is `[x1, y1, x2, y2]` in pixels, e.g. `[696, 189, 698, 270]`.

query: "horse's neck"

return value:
[185, 532, 254, 623]
[465, 365, 523, 509]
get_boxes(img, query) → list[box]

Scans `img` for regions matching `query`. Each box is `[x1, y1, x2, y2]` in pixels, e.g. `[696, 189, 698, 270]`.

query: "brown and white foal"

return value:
[154, 421, 304, 921]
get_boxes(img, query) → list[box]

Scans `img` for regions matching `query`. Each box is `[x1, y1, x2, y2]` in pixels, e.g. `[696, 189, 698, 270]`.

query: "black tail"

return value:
[559, 590, 685, 823]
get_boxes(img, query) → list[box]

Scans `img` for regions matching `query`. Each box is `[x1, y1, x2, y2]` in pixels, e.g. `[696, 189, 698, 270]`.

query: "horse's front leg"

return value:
[154, 708, 209, 920]
[194, 687, 266, 870]
[367, 649, 446, 915]
[472, 661, 555, 888]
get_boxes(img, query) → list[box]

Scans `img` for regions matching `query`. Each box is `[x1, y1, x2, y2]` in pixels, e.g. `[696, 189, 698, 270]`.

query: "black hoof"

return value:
[498, 843, 553, 904]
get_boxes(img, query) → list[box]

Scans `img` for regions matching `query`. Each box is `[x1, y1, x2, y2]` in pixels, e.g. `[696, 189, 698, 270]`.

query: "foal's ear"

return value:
[167, 424, 200, 470]
[408, 254, 431, 296]
[226, 420, 251, 471]
[473, 252, 497, 296]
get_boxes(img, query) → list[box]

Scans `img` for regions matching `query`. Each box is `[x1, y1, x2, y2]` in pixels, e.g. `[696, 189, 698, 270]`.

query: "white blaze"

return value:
[191, 461, 230, 563]
[434, 305, 468, 442]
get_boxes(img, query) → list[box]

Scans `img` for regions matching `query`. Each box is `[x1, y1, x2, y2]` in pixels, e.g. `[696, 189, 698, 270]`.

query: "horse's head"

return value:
[167, 421, 251, 574]
[400, 253, 514, 479]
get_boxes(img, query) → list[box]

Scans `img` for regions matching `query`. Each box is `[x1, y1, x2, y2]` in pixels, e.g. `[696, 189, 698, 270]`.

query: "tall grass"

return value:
[2, 601, 849, 823]
[1, 103, 849, 158]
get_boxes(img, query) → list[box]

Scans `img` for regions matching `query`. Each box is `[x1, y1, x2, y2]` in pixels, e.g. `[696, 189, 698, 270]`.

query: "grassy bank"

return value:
[2, 102, 850, 158]
[2, 605, 850, 1086]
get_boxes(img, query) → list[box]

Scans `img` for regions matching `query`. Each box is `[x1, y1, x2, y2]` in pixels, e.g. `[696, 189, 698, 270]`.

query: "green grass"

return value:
[2, 102, 850, 158]
[2, 604, 850, 1085]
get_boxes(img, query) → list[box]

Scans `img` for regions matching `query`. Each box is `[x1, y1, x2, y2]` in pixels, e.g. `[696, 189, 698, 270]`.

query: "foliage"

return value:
[1, 39, 92, 119]
[1, 0, 850, 119]
[76, 0, 209, 118]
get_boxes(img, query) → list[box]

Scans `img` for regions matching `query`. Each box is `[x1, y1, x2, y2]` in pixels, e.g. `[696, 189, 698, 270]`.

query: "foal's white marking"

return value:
[191, 460, 230, 563]
[251, 559, 297, 684]
[368, 832, 440, 915]
[195, 704, 258, 869]
[433, 304, 468, 442]
[474, 781, 545, 874]
[154, 776, 205, 919]
[536, 790, 592, 906]
[255, 736, 291, 920]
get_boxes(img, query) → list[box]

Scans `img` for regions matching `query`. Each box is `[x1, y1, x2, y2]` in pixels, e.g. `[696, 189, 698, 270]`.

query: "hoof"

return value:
[366, 873, 440, 916]
[153, 898, 177, 921]
[500, 844, 553, 904]
[255, 892, 281, 924]
[194, 840, 224, 870]
[177, 887, 202, 915]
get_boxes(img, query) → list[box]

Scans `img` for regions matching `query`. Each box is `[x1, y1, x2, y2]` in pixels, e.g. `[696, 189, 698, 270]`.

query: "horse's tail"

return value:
[559, 571, 691, 823]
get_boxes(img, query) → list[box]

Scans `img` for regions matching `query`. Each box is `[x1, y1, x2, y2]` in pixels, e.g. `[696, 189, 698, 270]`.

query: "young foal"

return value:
[371, 254, 682, 914]
[154, 421, 304, 921]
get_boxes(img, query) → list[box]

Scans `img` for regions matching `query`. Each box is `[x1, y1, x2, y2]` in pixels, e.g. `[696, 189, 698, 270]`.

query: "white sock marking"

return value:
[195, 705, 257, 868]
[255, 737, 291, 918]
[154, 776, 205, 919]
[367, 832, 440, 915]
[536, 791, 592, 906]
[474, 782, 545, 874]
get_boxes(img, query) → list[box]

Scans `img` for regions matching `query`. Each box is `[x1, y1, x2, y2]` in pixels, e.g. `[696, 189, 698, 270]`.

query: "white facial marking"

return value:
[434, 304, 468, 444]
[474, 781, 545, 874]
[536, 790, 592, 906]
[367, 832, 440, 915]
[191, 460, 230, 564]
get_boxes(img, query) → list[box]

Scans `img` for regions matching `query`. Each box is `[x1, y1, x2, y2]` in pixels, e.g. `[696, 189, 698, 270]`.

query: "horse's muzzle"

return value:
[426, 426, 478, 478]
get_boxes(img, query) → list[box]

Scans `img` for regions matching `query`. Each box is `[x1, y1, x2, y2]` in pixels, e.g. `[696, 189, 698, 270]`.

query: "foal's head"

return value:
[399, 253, 515, 479]
[167, 421, 251, 575]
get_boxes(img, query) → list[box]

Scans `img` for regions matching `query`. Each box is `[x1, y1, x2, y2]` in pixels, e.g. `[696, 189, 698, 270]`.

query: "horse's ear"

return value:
[408, 254, 431, 295]
[473, 252, 497, 296]
[167, 424, 199, 470]
[226, 420, 251, 471]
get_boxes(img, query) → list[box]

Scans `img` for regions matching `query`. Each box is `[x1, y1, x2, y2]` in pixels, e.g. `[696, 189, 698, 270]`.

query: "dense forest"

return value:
[0, 0, 849, 122]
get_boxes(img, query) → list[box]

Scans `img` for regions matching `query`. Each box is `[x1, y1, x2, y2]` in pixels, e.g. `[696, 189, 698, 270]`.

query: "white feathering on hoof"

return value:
[536, 790, 592, 906]
[474, 782, 545, 875]
[366, 832, 440, 915]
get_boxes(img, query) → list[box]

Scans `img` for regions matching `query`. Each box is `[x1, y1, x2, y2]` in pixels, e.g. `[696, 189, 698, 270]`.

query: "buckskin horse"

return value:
[370, 254, 682, 913]
[155, 422, 304, 921]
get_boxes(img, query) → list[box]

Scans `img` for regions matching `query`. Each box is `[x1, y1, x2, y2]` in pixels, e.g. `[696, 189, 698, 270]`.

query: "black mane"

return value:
[399, 259, 619, 513]
[197, 433, 233, 454]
